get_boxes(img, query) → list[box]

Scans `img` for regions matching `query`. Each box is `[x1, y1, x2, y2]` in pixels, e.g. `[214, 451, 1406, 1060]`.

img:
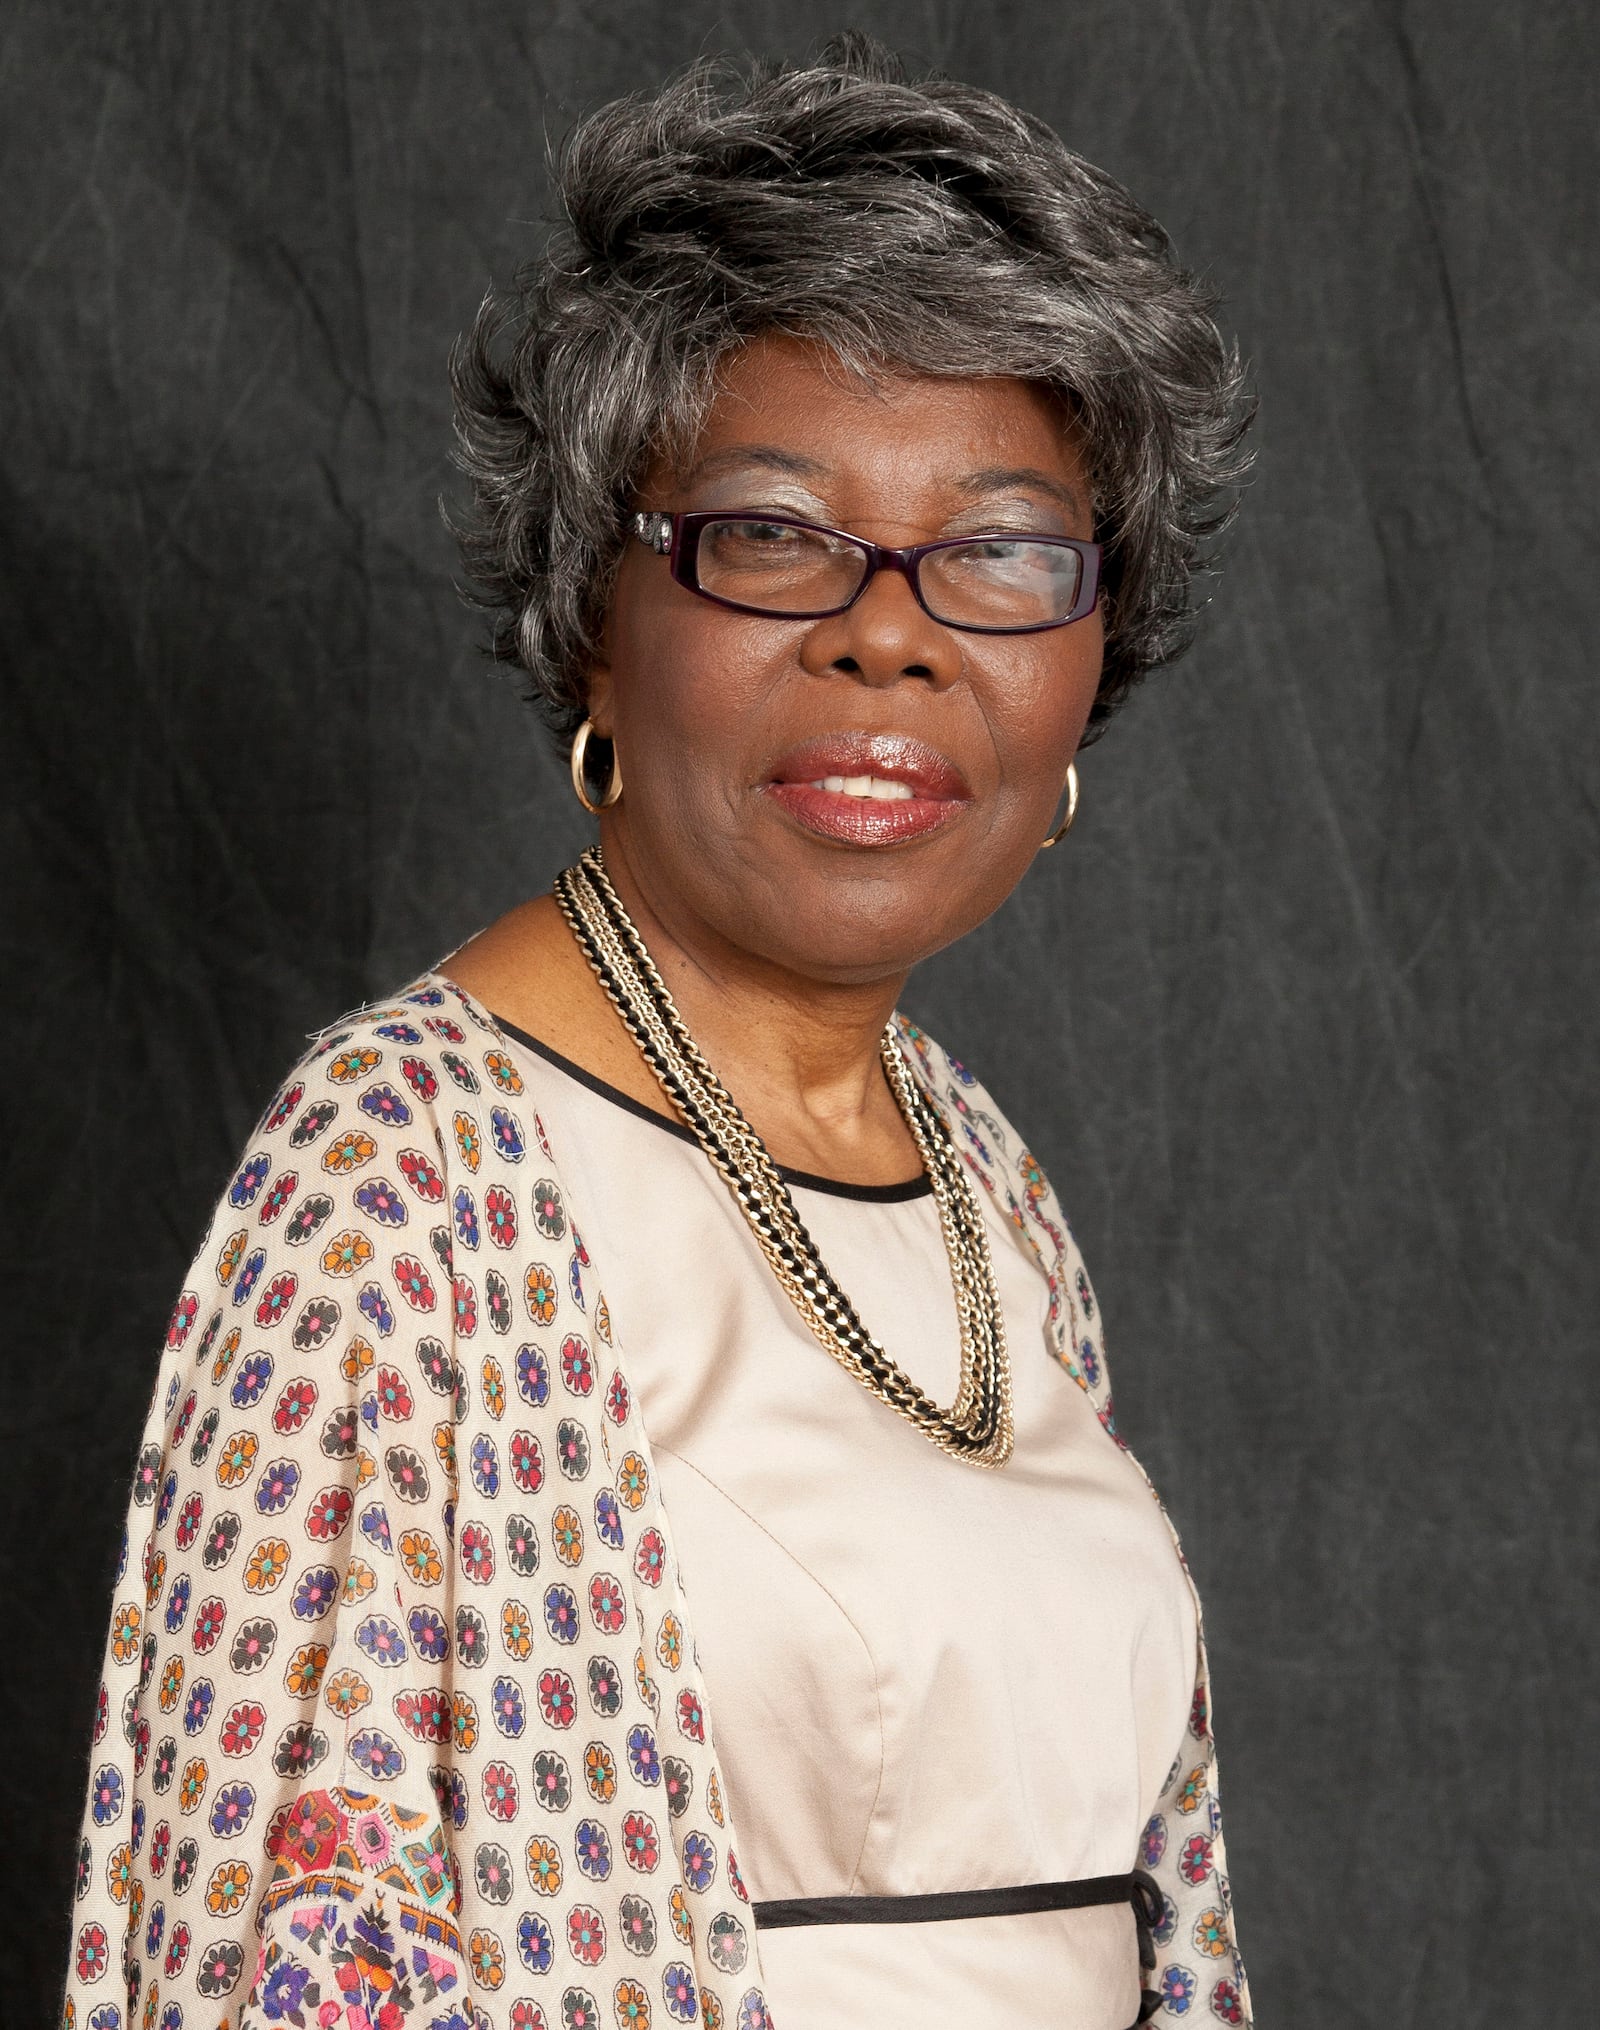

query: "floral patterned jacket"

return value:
[62, 973, 1251, 2030]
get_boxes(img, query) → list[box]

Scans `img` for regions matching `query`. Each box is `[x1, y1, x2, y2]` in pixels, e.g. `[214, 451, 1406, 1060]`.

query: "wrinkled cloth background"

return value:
[4, 2, 1596, 2023]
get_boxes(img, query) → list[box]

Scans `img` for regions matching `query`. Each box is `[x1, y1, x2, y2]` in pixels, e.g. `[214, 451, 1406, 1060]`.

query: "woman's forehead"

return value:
[660, 336, 1089, 506]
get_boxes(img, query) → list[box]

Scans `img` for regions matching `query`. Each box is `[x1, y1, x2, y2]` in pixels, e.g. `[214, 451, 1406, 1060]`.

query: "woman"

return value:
[64, 36, 1253, 2030]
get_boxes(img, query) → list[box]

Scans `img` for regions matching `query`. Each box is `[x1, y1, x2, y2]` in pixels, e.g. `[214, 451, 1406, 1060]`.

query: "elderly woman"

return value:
[65, 36, 1253, 2030]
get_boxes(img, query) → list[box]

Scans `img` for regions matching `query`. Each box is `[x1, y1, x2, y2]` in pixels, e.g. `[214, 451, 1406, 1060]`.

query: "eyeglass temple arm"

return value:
[632, 511, 674, 555]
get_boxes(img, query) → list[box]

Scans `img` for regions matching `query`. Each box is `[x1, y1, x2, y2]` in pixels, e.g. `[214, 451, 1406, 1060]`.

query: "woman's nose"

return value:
[798, 558, 963, 688]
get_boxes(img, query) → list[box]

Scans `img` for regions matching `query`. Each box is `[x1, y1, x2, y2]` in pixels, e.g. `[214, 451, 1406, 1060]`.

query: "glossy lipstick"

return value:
[763, 733, 970, 847]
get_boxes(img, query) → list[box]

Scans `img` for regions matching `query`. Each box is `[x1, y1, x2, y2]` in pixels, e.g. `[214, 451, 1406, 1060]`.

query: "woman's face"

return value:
[587, 334, 1105, 986]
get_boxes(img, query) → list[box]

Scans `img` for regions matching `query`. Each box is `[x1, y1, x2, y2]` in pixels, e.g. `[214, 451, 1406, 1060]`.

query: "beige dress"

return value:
[500, 1021, 1198, 2030]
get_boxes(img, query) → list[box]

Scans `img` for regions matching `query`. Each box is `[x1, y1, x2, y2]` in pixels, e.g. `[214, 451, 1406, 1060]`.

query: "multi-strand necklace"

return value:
[553, 847, 1014, 1468]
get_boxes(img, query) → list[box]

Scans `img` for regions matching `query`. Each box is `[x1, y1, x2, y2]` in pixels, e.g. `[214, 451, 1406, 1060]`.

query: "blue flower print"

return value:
[292, 1568, 338, 1621]
[182, 1680, 214, 1735]
[232, 1250, 266, 1308]
[354, 1176, 408, 1227]
[594, 1489, 624, 1549]
[255, 1459, 300, 1515]
[1160, 1965, 1196, 2014]
[349, 1729, 405, 1780]
[358, 1082, 412, 1128]
[491, 1107, 525, 1161]
[681, 1831, 715, 1891]
[544, 1584, 579, 1645]
[453, 1187, 480, 1251]
[357, 1282, 395, 1336]
[626, 1726, 660, 1786]
[228, 1154, 270, 1210]
[490, 1677, 524, 1738]
[230, 1352, 274, 1408]
[663, 1963, 699, 2021]
[208, 1781, 255, 1838]
[574, 1819, 612, 1880]
[408, 1606, 449, 1663]
[471, 1435, 499, 1497]
[517, 1912, 553, 1974]
[516, 1345, 549, 1407]
[89, 1765, 124, 1827]
[163, 1576, 191, 1635]
[355, 1615, 408, 1667]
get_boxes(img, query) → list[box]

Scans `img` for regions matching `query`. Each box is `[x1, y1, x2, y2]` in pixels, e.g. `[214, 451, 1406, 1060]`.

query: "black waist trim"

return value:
[751, 1871, 1139, 1931]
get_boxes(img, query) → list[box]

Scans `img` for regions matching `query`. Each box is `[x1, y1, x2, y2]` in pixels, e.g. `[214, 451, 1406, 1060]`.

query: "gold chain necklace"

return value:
[553, 848, 1014, 1468]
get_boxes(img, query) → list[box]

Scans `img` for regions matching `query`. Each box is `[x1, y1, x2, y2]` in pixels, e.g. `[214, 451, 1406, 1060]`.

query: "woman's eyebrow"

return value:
[683, 445, 830, 487]
[954, 466, 1083, 516]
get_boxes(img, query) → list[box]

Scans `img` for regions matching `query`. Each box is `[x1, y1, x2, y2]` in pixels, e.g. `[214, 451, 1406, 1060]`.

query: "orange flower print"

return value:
[321, 1129, 377, 1174]
[320, 1229, 374, 1276]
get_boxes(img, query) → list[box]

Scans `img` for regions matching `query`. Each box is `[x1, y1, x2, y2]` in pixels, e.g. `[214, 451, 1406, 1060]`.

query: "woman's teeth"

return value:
[809, 774, 916, 801]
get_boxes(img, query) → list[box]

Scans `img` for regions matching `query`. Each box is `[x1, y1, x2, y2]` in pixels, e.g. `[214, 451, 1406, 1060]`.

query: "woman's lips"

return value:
[763, 734, 970, 847]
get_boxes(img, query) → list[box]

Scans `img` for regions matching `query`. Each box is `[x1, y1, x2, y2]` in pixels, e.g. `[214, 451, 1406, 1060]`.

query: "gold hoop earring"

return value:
[1040, 762, 1080, 848]
[570, 718, 622, 816]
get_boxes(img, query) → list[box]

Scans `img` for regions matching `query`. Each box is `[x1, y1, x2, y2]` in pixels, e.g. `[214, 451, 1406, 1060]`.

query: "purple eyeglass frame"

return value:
[632, 509, 1102, 634]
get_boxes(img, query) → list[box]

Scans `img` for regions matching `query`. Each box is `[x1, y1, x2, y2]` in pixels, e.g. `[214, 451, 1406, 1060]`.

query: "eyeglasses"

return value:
[632, 510, 1101, 634]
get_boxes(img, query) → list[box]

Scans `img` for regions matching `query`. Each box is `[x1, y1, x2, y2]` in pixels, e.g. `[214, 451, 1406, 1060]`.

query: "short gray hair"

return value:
[450, 33, 1253, 744]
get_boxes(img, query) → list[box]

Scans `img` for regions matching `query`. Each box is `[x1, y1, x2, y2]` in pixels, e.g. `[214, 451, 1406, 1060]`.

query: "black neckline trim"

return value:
[488, 1013, 934, 1203]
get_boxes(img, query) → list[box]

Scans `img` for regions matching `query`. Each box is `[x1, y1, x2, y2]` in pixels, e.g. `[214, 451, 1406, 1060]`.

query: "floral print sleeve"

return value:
[63, 979, 771, 2030]
[896, 1016, 1254, 2030]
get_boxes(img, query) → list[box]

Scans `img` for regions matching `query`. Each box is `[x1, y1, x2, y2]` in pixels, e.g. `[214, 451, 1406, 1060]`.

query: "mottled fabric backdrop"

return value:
[4, 2, 1596, 2023]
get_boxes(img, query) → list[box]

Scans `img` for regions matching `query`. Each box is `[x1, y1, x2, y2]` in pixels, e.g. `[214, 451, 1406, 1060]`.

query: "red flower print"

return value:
[168, 1292, 199, 1349]
[509, 1431, 544, 1496]
[559, 1336, 593, 1397]
[621, 1812, 660, 1873]
[588, 1575, 626, 1636]
[305, 1485, 353, 1541]
[537, 1669, 576, 1729]
[273, 1378, 318, 1433]
[391, 1256, 437, 1312]
[398, 1148, 445, 1202]
[75, 1921, 109, 1983]
[634, 1529, 666, 1589]
[676, 1690, 705, 1743]
[255, 1273, 298, 1329]
[459, 1524, 494, 1585]
[453, 1275, 478, 1336]
[192, 1597, 226, 1654]
[220, 1702, 265, 1757]
[395, 1689, 451, 1743]
[374, 1368, 414, 1421]
[400, 1055, 439, 1102]
[260, 1170, 299, 1224]
[265, 1080, 304, 1132]
[605, 1372, 630, 1426]
[484, 1185, 517, 1249]
[481, 1762, 519, 1822]
[174, 1493, 204, 1551]
[566, 1906, 605, 1965]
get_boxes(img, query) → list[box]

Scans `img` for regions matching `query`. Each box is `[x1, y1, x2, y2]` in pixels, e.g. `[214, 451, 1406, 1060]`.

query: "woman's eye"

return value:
[729, 519, 798, 543]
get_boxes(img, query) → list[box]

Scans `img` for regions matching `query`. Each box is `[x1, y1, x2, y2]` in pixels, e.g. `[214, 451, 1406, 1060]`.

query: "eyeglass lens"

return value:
[693, 518, 1084, 627]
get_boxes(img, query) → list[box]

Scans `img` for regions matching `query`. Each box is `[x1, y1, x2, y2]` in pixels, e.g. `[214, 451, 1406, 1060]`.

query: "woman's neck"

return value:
[441, 865, 924, 1189]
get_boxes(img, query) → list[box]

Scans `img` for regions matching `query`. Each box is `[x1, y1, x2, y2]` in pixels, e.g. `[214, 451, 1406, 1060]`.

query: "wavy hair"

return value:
[450, 33, 1253, 744]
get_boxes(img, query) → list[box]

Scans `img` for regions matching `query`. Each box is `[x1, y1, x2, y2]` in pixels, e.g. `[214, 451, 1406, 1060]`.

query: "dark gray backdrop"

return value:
[4, 2, 1596, 2023]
